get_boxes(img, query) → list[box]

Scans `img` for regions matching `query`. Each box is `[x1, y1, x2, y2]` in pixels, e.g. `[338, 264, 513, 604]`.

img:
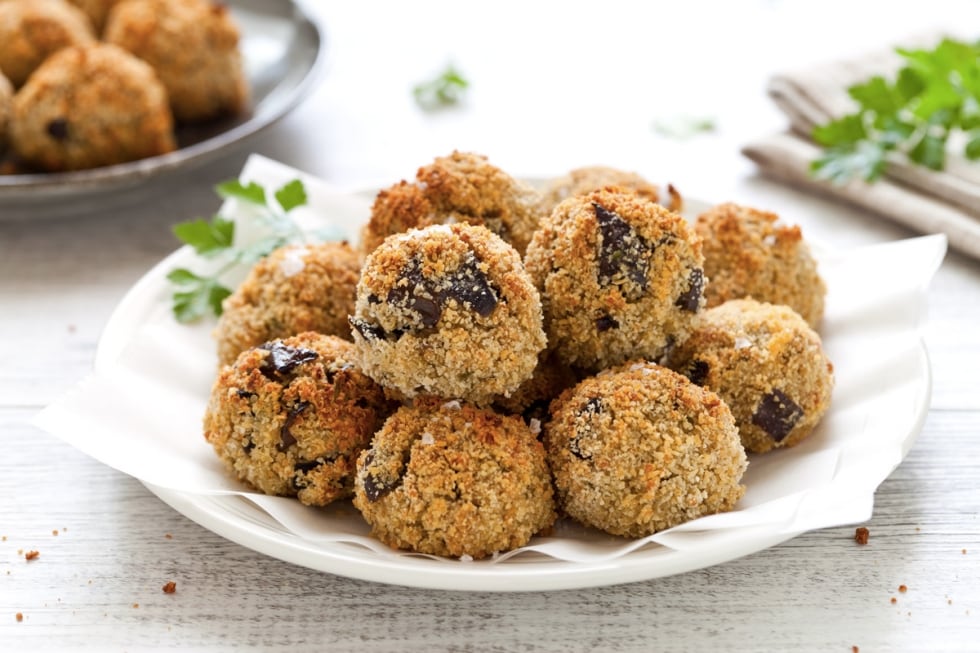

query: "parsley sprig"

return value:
[413, 64, 469, 110]
[811, 37, 980, 183]
[167, 178, 310, 323]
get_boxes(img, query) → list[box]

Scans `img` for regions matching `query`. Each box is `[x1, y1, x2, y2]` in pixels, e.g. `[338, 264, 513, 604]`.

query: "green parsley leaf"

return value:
[274, 179, 308, 212]
[909, 132, 947, 170]
[167, 177, 330, 323]
[172, 216, 234, 256]
[965, 130, 980, 160]
[812, 114, 866, 147]
[216, 180, 267, 205]
[810, 141, 888, 183]
[810, 37, 980, 183]
[413, 64, 469, 110]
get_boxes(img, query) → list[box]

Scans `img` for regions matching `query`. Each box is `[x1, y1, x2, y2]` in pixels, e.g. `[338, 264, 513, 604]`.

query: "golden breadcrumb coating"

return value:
[696, 202, 826, 327]
[351, 223, 545, 405]
[545, 361, 747, 538]
[215, 241, 362, 367]
[362, 151, 543, 256]
[353, 401, 556, 559]
[204, 332, 393, 507]
[105, 0, 247, 122]
[524, 187, 704, 371]
[10, 43, 175, 171]
[0, 0, 96, 88]
[665, 298, 834, 453]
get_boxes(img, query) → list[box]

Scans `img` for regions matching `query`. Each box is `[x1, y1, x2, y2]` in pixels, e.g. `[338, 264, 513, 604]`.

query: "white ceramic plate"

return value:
[0, 0, 325, 219]
[80, 174, 936, 592]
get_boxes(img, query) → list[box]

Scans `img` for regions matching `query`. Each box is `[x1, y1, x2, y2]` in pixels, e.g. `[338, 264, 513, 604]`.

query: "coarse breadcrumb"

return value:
[695, 202, 825, 328]
[855, 527, 870, 545]
[665, 299, 833, 453]
[104, 0, 247, 122]
[545, 361, 746, 538]
[0, 0, 96, 88]
[537, 165, 682, 215]
[362, 151, 543, 256]
[204, 332, 392, 506]
[525, 187, 705, 371]
[215, 241, 362, 367]
[352, 401, 556, 559]
[350, 223, 545, 405]
[162, 581, 176, 594]
[10, 43, 175, 171]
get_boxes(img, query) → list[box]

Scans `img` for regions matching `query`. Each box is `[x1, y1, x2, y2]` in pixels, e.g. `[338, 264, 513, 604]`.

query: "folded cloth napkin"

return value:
[744, 35, 980, 260]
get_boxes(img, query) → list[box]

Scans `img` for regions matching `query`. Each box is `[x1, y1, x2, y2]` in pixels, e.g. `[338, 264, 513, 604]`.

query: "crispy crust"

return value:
[524, 187, 704, 370]
[105, 0, 247, 122]
[0, 0, 96, 88]
[215, 241, 362, 367]
[696, 202, 826, 328]
[352, 401, 556, 559]
[538, 165, 682, 215]
[351, 223, 545, 404]
[545, 362, 746, 537]
[10, 43, 175, 171]
[203, 332, 392, 507]
[664, 298, 834, 453]
[362, 151, 543, 256]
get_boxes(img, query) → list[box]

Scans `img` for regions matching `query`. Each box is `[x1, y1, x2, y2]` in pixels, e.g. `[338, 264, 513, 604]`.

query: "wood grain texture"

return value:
[3, 2, 980, 649]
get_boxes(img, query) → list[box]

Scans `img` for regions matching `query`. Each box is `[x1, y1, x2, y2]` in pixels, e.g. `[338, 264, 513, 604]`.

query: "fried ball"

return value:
[350, 223, 546, 405]
[538, 165, 682, 215]
[524, 187, 705, 371]
[353, 400, 556, 559]
[215, 241, 362, 367]
[104, 0, 247, 122]
[696, 202, 826, 328]
[362, 151, 544, 256]
[665, 298, 834, 453]
[9, 43, 175, 171]
[545, 361, 747, 538]
[203, 333, 393, 507]
[0, 0, 96, 88]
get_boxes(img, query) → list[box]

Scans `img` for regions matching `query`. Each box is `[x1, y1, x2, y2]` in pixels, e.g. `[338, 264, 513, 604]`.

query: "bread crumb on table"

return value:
[52, 530, 58, 536]
[162, 581, 176, 594]
[854, 527, 870, 545]
[898, 584, 908, 593]
[890, 597, 897, 605]
[852, 646, 859, 653]
[15, 613, 23, 622]
[24, 550, 39, 561]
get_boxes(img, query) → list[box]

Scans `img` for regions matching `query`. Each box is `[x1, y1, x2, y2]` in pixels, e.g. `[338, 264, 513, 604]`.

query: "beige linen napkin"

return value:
[745, 35, 980, 260]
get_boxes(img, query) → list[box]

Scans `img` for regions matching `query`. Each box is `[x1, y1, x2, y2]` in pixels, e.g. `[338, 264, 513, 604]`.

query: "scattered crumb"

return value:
[162, 581, 176, 594]
[15, 613, 23, 622]
[963, 549, 968, 555]
[854, 527, 870, 545]
[899, 584, 908, 593]
[2, 535, 6, 541]
[852, 646, 859, 653]
[915, 527, 921, 532]
[17, 549, 23, 555]
[63, 527, 67, 532]
[88, 580, 92, 585]
[164, 533, 173, 540]
[948, 599, 953, 605]
[24, 550, 39, 561]
[890, 597, 897, 605]
[52, 530, 58, 537]
[132, 603, 139, 609]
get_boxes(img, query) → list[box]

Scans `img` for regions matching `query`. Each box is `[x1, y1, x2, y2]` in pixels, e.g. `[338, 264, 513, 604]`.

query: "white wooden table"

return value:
[2, 2, 979, 650]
